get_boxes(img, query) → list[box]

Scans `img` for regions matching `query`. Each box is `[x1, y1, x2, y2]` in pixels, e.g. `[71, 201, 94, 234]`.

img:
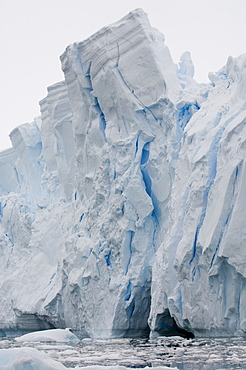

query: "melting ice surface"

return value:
[1, 8, 246, 341]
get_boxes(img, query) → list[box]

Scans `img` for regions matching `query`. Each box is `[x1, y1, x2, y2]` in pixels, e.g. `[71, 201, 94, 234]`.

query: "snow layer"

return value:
[0, 8, 246, 338]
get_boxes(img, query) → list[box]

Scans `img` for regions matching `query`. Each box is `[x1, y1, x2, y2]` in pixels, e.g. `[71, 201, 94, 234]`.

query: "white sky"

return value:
[0, 0, 246, 150]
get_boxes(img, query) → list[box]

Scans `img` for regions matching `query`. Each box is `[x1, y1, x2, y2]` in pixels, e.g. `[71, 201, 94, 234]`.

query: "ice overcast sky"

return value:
[0, 0, 246, 150]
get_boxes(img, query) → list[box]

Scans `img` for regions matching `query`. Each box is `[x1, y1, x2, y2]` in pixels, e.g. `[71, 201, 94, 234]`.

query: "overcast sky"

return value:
[0, 0, 246, 150]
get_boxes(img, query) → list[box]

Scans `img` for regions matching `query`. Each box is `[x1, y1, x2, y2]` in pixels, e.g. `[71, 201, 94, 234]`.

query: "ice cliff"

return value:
[1, 9, 246, 338]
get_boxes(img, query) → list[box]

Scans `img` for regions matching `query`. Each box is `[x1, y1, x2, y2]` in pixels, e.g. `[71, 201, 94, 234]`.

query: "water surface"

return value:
[1, 335, 246, 369]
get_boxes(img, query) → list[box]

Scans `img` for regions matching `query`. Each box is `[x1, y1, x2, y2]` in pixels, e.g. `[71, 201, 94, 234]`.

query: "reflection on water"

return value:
[1, 335, 246, 369]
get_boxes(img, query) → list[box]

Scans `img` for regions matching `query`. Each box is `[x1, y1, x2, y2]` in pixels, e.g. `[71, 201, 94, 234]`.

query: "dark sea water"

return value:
[1, 335, 246, 369]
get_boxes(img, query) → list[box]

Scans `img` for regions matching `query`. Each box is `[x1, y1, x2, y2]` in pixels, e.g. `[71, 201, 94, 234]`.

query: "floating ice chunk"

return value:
[15, 328, 79, 343]
[0, 347, 66, 369]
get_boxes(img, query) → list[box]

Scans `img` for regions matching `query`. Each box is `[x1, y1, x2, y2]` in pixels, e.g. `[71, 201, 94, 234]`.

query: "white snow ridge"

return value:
[0, 8, 246, 341]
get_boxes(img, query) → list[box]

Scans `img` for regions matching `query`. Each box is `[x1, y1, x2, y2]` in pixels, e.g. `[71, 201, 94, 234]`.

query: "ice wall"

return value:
[0, 9, 246, 338]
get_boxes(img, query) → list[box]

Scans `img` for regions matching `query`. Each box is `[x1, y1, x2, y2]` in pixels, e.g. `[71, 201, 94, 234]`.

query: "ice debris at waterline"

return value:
[0, 344, 179, 370]
[1, 336, 246, 369]
[0, 8, 246, 339]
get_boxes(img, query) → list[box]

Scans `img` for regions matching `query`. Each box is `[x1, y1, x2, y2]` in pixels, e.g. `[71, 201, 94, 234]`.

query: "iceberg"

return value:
[0, 8, 246, 339]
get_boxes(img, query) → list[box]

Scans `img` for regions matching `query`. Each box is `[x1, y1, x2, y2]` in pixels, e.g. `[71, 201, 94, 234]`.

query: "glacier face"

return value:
[0, 9, 246, 338]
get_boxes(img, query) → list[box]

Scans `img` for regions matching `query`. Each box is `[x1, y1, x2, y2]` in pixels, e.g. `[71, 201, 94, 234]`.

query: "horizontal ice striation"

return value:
[0, 9, 246, 339]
